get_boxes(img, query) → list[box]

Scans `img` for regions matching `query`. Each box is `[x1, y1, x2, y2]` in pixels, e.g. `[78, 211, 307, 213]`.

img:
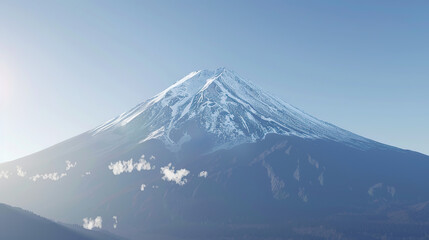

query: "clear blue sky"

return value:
[1, 0, 428, 162]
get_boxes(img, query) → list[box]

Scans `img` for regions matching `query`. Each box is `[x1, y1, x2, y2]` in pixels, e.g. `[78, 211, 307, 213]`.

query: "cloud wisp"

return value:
[29, 161, 74, 182]
[30, 172, 67, 182]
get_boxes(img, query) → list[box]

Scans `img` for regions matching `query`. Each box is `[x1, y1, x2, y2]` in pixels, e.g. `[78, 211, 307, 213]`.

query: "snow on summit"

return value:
[92, 67, 373, 151]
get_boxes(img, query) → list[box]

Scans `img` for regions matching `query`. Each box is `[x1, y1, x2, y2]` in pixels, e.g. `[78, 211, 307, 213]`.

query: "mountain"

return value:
[92, 67, 376, 151]
[1, 68, 429, 240]
[0, 203, 125, 240]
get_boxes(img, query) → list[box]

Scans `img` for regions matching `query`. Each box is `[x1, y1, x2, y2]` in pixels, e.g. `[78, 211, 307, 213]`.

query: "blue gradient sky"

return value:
[1, 0, 428, 162]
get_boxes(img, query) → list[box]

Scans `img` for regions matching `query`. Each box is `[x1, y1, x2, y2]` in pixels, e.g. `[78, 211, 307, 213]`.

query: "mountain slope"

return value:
[0, 68, 428, 240]
[0, 203, 125, 240]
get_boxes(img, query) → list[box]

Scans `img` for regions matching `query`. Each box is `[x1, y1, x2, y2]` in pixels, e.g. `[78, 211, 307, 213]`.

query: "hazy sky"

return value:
[1, 0, 428, 162]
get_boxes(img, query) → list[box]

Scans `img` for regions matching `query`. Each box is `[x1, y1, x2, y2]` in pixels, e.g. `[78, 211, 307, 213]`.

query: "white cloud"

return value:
[108, 155, 155, 175]
[198, 171, 208, 178]
[30, 172, 67, 182]
[152, 185, 159, 189]
[16, 166, 27, 177]
[135, 155, 153, 171]
[140, 184, 146, 191]
[65, 160, 77, 171]
[83, 216, 102, 230]
[109, 158, 133, 175]
[160, 163, 190, 186]
[0, 171, 10, 179]
[28, 160, 75, 181]
[81, 171, 91, 177]
[150, 155, 156, 160]
[112, 216, 118, 229]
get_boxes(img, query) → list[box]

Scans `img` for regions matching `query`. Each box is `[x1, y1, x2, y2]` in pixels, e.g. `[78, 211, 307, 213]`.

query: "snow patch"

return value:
[368, 183, 383, 196]
[307, 155, 319, 169]
[293, 162, 300, 182]
[318, 171, 324, 186]
[262, 161, 289, 199]
[387, 186, 396, 197]
[368, 183, 396, 198]
[139, 126, 165, 144]
[298, 187, 308, 202]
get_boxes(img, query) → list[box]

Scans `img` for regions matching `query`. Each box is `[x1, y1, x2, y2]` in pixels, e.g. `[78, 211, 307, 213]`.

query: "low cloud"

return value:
[81, 171, 91, 177]
[198, 171, 208, 178]
[30, 172, 67, 182]
[161, 163, 189, 186]
[83, 216, 102, 230]
[65, 160, 77, 171]
[112, 216, 118, 229]
[108, 155, 155, 175]
[29, 161, 76, 182]
[109, 159, 134, 175]
[140, 184, 146, 191]
[16, 166, 27, 177]
[0, 171, 9, 179]
[135, 156, 153, 171]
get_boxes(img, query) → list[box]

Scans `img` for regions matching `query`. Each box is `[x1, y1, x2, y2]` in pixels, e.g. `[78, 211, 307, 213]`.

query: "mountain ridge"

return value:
[0, 203, 125, 240]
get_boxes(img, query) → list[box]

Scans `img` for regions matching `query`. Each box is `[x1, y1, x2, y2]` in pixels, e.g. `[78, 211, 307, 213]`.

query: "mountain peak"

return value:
[92, 68, 374, 151]
[168, 67, 246, 91]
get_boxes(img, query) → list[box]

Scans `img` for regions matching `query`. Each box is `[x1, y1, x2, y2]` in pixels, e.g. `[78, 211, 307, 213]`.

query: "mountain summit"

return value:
[93, 68, 373, 151]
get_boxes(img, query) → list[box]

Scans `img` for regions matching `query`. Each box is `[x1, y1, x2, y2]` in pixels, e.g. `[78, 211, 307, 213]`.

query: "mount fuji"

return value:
[92, 67, 376, 151]
[1, 68, 429, 240]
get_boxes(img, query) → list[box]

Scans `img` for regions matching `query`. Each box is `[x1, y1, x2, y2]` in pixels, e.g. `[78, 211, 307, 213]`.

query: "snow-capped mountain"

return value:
[0, 68, 428, 240]
[92, 67, 373, 151]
